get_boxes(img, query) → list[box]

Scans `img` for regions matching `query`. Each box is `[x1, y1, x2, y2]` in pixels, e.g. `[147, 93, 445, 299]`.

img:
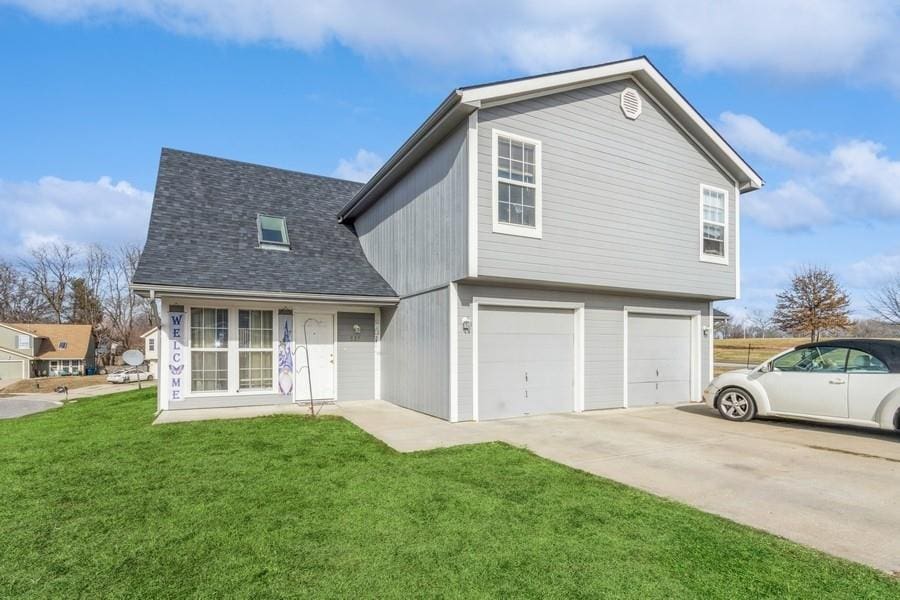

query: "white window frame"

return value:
[699, 184, 729, 265]
[491, 129, 542, 239]
[15, 334, 30, 350]
[237, 308, 276, 392]
[189, 307, 230, 394]
[257, 214, 290, 250]
[147, 338, 155, 352]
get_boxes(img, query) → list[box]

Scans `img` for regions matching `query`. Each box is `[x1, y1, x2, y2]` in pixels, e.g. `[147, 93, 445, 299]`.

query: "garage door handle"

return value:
[829, 378, 846, 385]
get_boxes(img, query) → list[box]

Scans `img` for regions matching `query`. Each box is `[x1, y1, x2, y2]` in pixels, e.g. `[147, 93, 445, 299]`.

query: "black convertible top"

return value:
[795, 339, 900, 373]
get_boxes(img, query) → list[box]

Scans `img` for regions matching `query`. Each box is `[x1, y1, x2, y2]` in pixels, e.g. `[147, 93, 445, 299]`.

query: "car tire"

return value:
[716, 387, 756, 422]
[146, 375, 153, 381]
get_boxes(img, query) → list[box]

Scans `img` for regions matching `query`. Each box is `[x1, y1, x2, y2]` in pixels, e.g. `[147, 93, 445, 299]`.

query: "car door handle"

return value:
[829, 378, 846, 385]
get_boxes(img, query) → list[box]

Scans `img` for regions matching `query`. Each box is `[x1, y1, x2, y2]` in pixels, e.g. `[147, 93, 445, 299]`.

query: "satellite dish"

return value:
[122, 349, 145, 366]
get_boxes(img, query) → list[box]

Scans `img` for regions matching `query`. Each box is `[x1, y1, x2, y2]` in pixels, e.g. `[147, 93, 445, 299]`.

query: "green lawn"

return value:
[1, 391, 897, 598]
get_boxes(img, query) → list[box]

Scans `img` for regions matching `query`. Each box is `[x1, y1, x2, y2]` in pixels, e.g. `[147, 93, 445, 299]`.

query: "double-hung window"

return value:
[700, 185, 728, 263]
[190, 307, 228, 392]
[493, 130, 542, 238]
[238, 309, 274, 391]
[15, 334, 29, 350]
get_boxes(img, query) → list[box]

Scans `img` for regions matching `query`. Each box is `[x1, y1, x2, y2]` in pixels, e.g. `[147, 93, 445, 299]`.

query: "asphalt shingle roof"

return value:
[133, 149, 397, 299]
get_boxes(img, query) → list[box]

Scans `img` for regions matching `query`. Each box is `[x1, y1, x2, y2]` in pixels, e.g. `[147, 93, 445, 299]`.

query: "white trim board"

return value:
[622, 306, 702, 409]
[471, 296, 585, 421]
[467, 112, 479, 277]
[449, 282, 459, 422]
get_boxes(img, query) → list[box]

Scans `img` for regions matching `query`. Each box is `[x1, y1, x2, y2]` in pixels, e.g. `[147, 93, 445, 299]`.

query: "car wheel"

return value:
[146, 375, 153, 381]
[717, 387, 756, 422]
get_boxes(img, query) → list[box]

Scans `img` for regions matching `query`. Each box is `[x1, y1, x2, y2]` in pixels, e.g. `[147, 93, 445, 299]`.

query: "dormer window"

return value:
[58, 341, 68, 349]
[257, 214, 289, 248]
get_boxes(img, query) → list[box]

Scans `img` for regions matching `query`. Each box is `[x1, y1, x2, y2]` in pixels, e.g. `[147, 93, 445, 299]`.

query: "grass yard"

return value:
[1, 390, 898, 598]
[714, 337, 806, 366]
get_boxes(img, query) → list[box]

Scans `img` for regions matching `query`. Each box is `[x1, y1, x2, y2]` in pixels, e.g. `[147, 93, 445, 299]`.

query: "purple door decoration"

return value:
[278, 313, 294, 395]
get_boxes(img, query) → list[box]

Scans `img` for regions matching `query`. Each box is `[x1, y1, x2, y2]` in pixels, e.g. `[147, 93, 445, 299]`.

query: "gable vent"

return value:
[620, 87, 642, 120]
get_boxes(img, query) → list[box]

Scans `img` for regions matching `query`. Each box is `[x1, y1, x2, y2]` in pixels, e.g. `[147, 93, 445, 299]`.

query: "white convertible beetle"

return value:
[704, 339, 900, 431]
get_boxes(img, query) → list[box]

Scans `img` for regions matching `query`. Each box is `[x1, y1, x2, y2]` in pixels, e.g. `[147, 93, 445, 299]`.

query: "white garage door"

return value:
[627, 313, 693, 407]
[478, 306, 574, 420]
[0, 360, 23, 382]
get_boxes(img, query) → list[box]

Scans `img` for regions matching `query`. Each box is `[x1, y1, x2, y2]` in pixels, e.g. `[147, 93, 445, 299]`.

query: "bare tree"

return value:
[747, 308, 780, 338]
[104, 244, 150, 351]
[0, 260, 47, 322]
[851, 318, 900, 338]
[773, 266, 852, 342]
[23, 242, 78, 324]
[869, 277, 900, 326]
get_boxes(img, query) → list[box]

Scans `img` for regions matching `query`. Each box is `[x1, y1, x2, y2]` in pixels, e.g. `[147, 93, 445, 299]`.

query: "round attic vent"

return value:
[620, 87, 642, 120]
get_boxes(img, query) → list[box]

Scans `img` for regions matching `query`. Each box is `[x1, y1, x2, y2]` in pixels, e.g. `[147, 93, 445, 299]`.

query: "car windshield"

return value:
[773, 346, 849, 373]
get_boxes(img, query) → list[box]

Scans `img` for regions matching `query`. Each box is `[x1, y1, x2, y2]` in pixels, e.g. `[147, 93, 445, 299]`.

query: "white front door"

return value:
[759, 346, 849, 418]
[294, 313, 335, 401]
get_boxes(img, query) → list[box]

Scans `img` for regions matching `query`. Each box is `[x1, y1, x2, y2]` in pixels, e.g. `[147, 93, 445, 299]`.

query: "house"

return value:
[132, 56, 761, 419]
[713, 309, 731, 339]
[0, 323, 97, 381]
[140, 327, 159, 378]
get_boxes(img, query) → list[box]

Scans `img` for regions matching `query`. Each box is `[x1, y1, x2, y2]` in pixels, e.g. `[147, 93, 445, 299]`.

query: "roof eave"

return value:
[131, 283, 400, 306]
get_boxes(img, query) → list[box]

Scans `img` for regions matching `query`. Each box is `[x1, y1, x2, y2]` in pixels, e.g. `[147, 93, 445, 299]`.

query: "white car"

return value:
[704, 339, 900, 431]
[106, 368, 153, 384]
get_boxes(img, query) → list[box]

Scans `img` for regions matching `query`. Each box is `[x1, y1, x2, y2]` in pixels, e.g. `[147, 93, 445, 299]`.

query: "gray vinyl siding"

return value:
[477, 78, 737, 299]
[355, 122, 469, 297]
[0, 324, 34, 357]
[336, 312, 375, 401]
[456, 283, 711, 420]
[380, 286, 450, 419]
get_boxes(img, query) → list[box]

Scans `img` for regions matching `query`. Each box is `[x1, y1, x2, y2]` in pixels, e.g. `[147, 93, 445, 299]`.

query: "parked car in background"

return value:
[704, 339, 900, 431]
[106, 367, 153, 384]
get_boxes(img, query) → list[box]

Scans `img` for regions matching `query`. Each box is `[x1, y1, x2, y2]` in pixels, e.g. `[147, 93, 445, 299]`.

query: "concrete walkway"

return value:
[336, 400, 900, 574]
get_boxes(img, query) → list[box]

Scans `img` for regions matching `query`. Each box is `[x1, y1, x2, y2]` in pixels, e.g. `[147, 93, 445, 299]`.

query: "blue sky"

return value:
[1, 2, 899, 322]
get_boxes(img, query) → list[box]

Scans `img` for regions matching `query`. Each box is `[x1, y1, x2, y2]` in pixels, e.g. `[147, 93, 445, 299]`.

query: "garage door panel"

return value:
[0, 361, 23, 381]
[480, 308, 572, 333]
[627, 313, 693, 407]
[628, 358, 691, 383]
[478, 306, 575, 420]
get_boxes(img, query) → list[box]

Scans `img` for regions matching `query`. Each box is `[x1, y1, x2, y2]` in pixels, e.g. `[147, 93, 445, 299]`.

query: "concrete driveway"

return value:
[337, 401, 900, 574]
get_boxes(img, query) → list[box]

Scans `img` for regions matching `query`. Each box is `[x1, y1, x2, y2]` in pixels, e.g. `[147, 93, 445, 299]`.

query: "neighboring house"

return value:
[0, 323, 97, 381]
[713, 309, 731, 339]
[132, 56, 762, 419]
[141, 327, 159, 378]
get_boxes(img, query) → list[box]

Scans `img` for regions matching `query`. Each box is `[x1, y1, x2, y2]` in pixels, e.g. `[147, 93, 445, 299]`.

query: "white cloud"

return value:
[332, 149, 383, 183]
[841, 252, 900, 289]
[743, 181, 832, 231]
[0, 175, 153, 257]
[718, 112, 814, 169]
[828, 141, 900, 216]
[720, 112, 900, 230]
[6, 1, 900, 89]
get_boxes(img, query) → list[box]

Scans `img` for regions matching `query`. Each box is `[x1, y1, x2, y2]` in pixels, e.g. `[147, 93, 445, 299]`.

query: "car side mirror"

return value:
[759, 362, 773, 373]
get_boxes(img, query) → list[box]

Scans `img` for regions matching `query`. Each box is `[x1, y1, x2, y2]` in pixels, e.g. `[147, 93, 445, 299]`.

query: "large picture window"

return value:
[701, 185, 728, 263]
[239, 309, 274, 391]
[190, 307, 228, 392]
[493, 130, 542, 238]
